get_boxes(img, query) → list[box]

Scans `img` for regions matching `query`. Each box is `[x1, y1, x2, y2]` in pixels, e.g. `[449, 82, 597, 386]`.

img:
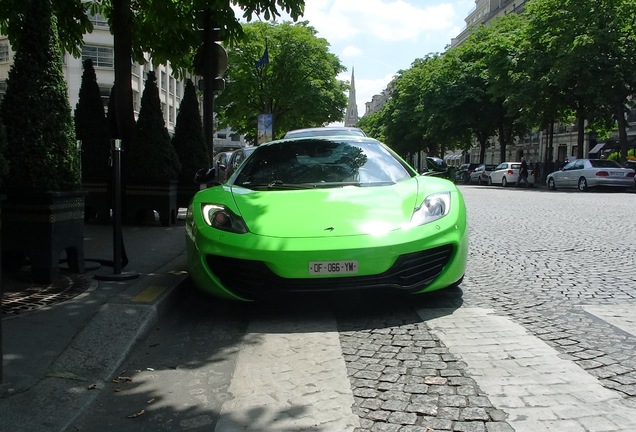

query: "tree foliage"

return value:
[0, 0, 93, 57]
[524, 0, 636, 160]
[0, 0, 79, 191]
[215, 21, 347, 140]
[75, 59, 111, 181]
[172, 79, 208, 182]
[128, 71, 181, 182]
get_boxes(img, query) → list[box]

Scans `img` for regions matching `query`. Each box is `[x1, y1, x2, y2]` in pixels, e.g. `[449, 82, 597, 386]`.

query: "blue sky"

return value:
[276, 0, 476, 120]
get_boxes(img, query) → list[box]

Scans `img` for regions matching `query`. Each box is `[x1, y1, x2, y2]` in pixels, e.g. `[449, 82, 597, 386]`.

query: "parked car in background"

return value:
[546, 158, 635, 191]
[488, 161, 535, 187]
[283, 126, 367, 138]
[226, 146, 257, 179]
[470, 164, 497, 185]
[187, 135, 468, 300]
[453, 163, 481, 184]
[421, 157, 451, 179]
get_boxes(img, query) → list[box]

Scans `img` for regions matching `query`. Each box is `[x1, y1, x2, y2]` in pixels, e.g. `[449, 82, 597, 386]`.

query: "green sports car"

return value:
[185, 136, 468, 301]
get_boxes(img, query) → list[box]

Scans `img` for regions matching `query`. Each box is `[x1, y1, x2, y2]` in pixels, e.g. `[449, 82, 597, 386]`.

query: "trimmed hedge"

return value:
[0, 0, 79, 191]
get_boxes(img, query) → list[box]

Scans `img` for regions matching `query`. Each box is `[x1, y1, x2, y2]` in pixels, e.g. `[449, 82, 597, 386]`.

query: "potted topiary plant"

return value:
[0, 0, 85, 283]
[125, 70, 181, 226]
[75, 58, 112, 222]
[172, 78, 208, 208]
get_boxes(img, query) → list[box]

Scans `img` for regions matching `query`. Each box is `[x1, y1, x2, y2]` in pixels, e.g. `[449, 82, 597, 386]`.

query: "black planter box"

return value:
[1, 190, 86, 284]
[124, 181, 178, 226]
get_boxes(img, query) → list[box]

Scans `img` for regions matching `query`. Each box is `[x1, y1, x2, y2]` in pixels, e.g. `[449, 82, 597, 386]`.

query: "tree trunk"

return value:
[576, 113, 585, 160]
[111, 0, 136, 180]
[498, 122, 506, 162]
[615, 101, 629, 163]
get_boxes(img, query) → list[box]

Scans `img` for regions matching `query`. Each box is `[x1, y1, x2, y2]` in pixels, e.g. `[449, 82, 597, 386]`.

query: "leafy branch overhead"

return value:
[215, 21, 348, 140]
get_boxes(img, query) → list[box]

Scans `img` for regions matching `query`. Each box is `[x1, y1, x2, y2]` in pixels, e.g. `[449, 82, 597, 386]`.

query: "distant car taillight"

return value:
[627, 171, 635, 178]
[507, 169, 513, 175]
[595, 171, 609, 177]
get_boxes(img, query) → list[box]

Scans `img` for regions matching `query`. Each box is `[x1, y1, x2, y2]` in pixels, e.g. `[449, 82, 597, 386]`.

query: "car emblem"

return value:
[325, 227, 335, 231]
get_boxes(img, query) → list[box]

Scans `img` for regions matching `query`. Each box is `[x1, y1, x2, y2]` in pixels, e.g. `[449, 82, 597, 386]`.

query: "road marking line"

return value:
[583, 304, 636, 336]
[215, 312, 359, 432]
[132, 285, 168, 303]
[417, 307, 636, 432]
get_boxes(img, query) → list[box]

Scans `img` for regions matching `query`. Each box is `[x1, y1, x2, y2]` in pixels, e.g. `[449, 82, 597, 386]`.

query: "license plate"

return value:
[309, 260, 358, 275]
[610, 171, 624, 176]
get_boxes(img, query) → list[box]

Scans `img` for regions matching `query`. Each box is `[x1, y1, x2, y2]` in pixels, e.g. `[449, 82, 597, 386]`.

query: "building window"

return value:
[0, 42, 9, 62]
[88, 12, 109, 28]
[169, 77, 174, 95]
[168, 105, 174, 123]
[82, 45, 113, 68]
[0, 80, 7, 102]
[98, 86, 110, 111]
[161, 71, 167, 92]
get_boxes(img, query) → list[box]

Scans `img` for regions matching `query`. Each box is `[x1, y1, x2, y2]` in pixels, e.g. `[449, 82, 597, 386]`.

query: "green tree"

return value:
[0, 0, 92, 56]
[356, 109, 386, 142]
[215, 21, 347, 140]
[172, 79, 208, 183]
[128, 70, 181, 183]
[75, 59, 111, 181]
[0, 0, 79, 191]
[0, 120, 8, 186]
[524, 0, 631, 160]
[3, 0, 306, 178]
[97, 0, 306, 176]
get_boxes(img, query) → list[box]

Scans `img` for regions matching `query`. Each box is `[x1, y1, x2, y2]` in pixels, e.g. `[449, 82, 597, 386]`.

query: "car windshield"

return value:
[233, 138, 414, 190]
[590, 159, 621, 168]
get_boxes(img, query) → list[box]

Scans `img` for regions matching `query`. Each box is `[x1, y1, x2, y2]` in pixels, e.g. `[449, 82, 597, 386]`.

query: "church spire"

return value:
[344, 67, 359, 127]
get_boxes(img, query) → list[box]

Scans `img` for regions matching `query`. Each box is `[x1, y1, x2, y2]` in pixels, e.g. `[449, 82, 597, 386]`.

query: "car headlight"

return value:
[201, 204, 248, 234]
[411, 192, 451, 226]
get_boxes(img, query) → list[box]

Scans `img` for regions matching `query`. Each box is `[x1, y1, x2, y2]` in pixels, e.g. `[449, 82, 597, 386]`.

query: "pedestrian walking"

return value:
[517, 158, 529, 188]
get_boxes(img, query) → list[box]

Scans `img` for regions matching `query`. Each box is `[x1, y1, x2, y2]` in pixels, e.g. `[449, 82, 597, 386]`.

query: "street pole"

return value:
[94, 140, 139, 281]
[203, 9, 216, 161]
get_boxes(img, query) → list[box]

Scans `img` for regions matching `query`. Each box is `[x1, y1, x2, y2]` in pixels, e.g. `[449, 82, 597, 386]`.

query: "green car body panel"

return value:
[185, 175, 467, 301]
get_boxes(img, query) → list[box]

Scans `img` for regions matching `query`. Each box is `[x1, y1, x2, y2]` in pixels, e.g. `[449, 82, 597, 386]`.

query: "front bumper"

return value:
[186, 213, 468, 301]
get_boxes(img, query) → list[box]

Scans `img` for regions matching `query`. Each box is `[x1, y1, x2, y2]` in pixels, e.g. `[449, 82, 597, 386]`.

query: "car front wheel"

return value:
[578, 177, 588, 192]
[548, 177, 556, 190]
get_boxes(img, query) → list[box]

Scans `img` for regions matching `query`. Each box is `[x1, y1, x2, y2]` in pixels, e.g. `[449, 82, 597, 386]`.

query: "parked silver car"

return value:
[470, 164, 497, 185]
[546, 158, 635, 191]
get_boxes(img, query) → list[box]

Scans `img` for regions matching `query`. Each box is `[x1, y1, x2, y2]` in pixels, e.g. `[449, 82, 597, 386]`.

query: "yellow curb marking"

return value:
[132, 285, 168, 303]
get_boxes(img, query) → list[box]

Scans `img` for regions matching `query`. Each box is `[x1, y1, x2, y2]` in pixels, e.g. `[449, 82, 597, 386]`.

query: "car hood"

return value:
[230, 180, 421, 238]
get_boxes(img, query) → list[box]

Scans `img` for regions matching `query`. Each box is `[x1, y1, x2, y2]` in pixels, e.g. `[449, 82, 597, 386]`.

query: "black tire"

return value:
[502, 177, 508, 187]
[578, 177, 588, 192]
[488, 177, 493, 186]
[548, 177, 556, 190]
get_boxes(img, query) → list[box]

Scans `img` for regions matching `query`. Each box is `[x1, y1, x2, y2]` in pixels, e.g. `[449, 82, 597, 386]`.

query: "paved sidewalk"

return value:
[1, 220, 188, 432]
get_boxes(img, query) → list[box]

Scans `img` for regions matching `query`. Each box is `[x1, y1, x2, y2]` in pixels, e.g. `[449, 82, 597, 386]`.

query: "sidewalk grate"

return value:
[1, 272, 90, 316]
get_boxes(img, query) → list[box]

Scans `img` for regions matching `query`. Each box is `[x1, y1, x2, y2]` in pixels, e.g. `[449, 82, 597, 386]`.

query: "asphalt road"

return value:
[70, 185, 636, 432]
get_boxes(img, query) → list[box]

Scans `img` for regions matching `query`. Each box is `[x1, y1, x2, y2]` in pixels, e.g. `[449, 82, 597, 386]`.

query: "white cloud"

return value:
[305, 0, 460, 43]
[341, 45, 363, 58]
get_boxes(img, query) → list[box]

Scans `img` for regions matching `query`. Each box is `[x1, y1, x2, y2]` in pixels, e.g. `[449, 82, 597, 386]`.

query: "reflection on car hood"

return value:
[231, 180, 420, 238]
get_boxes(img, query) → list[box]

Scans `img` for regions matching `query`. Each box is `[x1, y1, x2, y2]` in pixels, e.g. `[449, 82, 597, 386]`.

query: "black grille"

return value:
[205, 245, 454, 299]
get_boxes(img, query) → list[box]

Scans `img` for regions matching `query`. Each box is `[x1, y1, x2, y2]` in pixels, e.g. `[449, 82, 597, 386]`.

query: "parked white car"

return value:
[488, 161, 535, 187]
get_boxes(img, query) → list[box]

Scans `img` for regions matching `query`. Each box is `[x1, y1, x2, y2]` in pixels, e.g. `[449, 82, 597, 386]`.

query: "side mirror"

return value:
[194, 167, 216, 184]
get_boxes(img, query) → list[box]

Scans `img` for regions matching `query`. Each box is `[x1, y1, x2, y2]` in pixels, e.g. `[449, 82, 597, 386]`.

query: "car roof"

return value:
[283, 126, 367, 138]
[265, 134, 379, 145]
